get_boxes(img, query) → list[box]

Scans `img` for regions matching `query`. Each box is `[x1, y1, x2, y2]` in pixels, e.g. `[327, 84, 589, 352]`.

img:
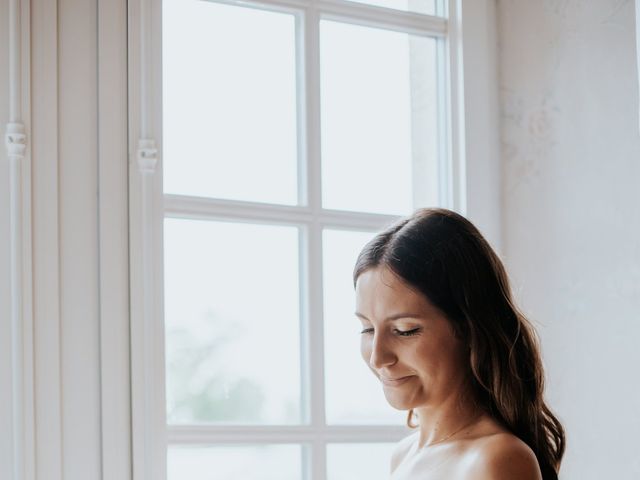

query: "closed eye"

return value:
[360, 328, 421, 337]
[395, 328, 421, 337]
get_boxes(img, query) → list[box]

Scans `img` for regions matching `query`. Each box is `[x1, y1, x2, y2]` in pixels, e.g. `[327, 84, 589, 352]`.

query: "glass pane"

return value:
[323, 229, 406, 424]
[320, 21, 440, 215]
[163, 0, 298, 204]
[347, 0, 437, 15]
[168, 444, 302, 480]
[164, 218, 301, 425]
[327, 443, 396, 480]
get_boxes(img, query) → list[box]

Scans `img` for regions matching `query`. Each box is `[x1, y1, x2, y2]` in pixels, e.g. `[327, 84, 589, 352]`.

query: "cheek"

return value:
[360, 337, 371, 362]
[414, 340, 465, 374]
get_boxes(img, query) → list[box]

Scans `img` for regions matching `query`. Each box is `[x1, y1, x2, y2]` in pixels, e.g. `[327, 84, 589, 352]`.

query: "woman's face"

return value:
[355, 266, 469, 411]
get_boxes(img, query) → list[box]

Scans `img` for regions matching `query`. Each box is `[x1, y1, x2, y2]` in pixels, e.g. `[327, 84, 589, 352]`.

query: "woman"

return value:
[353, 208, 565, 479]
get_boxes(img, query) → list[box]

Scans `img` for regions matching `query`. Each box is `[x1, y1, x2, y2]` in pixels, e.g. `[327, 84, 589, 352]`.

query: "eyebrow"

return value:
[354, 312, 423, 322]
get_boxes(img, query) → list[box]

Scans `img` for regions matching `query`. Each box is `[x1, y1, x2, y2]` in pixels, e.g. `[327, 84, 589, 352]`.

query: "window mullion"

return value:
[304, 6, 328, 480]
[443, 0, 465, 212]
[316, 0, 447, 37]
[296, 9, 309, 207]
[163, 193, 400, 230]
[296, 12, 312, 463]
[307, 221, 327, 480]
[167, 424, 410, 443]
[305, 7, 322, 216]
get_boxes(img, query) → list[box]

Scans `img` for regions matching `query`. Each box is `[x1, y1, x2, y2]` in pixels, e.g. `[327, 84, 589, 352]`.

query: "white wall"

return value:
[462, 0, 502, 252]
[498, 1, 640, 478]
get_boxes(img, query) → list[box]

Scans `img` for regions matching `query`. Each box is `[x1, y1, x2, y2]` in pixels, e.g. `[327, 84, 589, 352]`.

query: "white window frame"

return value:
[127, 0, 468, 479]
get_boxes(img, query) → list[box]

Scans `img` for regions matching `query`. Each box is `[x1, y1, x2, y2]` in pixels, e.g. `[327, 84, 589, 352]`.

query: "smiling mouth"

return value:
[380, 376, 413, 387]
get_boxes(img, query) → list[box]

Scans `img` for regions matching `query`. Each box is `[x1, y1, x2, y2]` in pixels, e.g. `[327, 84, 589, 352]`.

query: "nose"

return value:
[367, 332, 397, 370]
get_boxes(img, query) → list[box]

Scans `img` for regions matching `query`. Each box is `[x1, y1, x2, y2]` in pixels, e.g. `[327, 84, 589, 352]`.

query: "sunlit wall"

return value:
[499, 1, 640, 478]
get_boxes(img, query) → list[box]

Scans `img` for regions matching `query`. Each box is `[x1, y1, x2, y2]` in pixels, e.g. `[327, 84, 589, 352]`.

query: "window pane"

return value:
[168, 444, 303, 480]
[327, 443, 396, 480]
[163, 0, 299, 204]
[164, 218, 301, 425]
[347, 0, 437, 15]
[323, 229, 406, 424]
[320, 21, 440, 215]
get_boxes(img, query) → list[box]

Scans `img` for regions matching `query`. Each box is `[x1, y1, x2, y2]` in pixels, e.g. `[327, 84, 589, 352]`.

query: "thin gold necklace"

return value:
[420, 413, 481, 449]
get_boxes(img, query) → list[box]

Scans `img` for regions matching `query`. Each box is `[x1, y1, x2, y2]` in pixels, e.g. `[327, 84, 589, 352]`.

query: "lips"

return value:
[380, 375, 413, 387]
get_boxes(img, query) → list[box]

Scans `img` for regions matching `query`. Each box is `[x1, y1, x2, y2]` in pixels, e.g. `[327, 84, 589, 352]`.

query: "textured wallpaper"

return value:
[498, 0, 640, 478]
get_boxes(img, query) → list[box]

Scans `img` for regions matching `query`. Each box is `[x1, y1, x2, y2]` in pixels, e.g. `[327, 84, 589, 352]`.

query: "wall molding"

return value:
[97, 0, 132, 478]
[4, 0, 35, 479]
[31, 0, 62, 476]
[128, 0, 167, 478]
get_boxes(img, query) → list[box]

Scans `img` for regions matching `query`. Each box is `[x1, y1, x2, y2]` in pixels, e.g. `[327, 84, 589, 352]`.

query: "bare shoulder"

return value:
[390, 431, 418, 474]
[461, 432, 542, 480]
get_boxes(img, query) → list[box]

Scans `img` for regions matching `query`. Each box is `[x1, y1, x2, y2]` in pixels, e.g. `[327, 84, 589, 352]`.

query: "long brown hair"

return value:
[353, 208, 565, 479]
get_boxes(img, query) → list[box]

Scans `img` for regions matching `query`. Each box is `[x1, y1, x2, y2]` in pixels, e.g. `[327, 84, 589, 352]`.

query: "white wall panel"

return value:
[499, 1, 640, 478]
[31, 0, 63, 476]
[97, 0, 132, 477]
[29, 0, 131, 478]
[58, 0, 102, 477]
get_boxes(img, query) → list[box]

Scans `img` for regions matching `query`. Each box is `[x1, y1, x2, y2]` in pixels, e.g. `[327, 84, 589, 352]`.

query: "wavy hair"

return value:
[353, 208, 565, 479]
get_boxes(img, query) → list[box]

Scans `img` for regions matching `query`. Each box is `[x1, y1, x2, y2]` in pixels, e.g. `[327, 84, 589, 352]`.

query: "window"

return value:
[130, 0, 463, 478]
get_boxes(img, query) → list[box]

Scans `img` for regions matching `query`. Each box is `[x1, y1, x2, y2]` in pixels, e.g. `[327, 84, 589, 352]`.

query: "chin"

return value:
[383, 392, 415, 411]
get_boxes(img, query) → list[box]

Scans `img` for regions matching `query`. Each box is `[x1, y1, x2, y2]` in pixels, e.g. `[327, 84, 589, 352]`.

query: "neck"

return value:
[413, 388, 480, 449]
